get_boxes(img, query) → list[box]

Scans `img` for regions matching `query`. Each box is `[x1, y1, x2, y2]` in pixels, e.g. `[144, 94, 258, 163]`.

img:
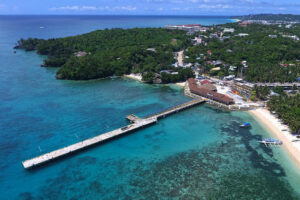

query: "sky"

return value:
[0, 0, 299, 15]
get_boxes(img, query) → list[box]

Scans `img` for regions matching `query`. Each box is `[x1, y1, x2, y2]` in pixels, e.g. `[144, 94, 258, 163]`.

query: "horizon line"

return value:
[0, 13, 298, 17]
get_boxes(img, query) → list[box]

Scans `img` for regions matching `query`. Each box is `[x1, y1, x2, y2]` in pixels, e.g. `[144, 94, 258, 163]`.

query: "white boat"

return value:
[259, 138, 282, 146]
[40, 26, 45, 29]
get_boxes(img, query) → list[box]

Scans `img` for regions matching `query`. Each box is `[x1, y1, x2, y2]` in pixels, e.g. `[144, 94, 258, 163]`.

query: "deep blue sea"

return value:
[0, 15, 300, 199]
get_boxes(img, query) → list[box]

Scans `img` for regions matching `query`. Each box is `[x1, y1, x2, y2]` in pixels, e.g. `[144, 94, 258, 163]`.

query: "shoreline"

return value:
[124, 73, 187, 88]
[249, 108, 300, 171]
[123, 73, 143, 81]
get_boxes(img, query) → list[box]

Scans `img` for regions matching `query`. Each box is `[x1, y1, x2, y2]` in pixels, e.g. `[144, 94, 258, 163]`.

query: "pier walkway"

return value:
[146, 98, 205, 119]
[22, 98, 205, 169]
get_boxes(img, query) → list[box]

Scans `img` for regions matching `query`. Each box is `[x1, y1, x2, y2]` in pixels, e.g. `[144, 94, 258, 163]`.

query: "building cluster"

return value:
[239, 20, 299, 26]
[165, 24, 210, 34]
[188, 78, 234, 105]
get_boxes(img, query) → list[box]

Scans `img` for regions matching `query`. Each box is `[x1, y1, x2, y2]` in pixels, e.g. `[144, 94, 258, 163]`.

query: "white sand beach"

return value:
[249, 108, 300, 170]
[175, 81, 186, 87]
[124, 73, 142, 81]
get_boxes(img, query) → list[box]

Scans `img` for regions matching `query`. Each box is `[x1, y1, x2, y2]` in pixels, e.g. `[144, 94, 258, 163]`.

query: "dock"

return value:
[22, 98, 205, 169]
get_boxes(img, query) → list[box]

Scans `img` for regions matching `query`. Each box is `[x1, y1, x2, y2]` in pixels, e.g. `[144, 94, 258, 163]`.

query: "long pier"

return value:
[22, 98, 205, 169]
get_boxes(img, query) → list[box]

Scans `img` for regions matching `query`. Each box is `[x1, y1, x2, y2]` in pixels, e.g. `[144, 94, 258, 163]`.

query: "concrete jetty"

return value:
[22, 98, 205, 169]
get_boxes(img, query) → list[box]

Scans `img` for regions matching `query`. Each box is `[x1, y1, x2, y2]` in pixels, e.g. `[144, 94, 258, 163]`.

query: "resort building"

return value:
[188, 78, 234, 105]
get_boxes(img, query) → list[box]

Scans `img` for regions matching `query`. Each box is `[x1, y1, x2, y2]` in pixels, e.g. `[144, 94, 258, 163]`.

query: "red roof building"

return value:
[200, 80, 211, 85]
[188, 78, 234, 105]
[280, 63, 289, 67]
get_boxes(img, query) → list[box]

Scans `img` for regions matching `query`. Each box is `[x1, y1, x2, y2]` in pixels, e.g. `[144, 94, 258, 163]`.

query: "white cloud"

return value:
[114, 6, 137, 11]
[198, 3, 232, 9]
[278, 7, 286, 10]
[49, 6, 80, 11]
[49, 5, 137, 12]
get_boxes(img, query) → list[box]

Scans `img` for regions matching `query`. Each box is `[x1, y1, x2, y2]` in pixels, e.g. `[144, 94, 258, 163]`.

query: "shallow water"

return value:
[0, 15, 300, 199]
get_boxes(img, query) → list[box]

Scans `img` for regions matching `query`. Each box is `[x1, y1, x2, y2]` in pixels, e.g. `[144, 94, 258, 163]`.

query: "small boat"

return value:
[259, 138, 282, 146]
[40, 26, 45, 29]
[240, 122, 251, 128]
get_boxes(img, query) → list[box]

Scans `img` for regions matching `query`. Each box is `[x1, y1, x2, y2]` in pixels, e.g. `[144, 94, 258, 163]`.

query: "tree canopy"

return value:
[16, 28, 192, 81]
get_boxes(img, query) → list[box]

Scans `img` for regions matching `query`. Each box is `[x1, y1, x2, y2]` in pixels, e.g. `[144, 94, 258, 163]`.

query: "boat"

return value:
[259, 138, 282, 146]
[240, 122, 251, 128]
[40, 26, 45, 29]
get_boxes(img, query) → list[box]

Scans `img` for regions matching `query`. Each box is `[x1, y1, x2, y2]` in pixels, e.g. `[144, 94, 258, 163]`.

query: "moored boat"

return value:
[259, 138, 282, 145]
[240, 122, 251, 128]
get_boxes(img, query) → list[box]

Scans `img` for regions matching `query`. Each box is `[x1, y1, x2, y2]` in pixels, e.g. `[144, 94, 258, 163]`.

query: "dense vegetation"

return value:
[185, 23, 300, 82]
[234, 14, 300, 22]
[251, 86, 270, 101]
[268, 94, 300, 133]
[15, 28, 192, 81]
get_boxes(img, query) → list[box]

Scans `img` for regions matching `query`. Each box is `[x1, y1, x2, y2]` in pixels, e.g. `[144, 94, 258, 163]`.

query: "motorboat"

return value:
[240, 122, 251, 128]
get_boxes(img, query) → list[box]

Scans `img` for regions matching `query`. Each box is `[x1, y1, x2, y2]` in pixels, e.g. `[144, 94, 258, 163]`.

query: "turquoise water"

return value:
[1, 16, 300, 199]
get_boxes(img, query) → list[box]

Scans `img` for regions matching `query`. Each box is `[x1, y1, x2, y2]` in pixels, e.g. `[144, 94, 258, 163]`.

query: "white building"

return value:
[237, 33, 249, 37]
[282, 35, 300, 41]
[192, 37, 202, 45]
[224, 28, 235, 33]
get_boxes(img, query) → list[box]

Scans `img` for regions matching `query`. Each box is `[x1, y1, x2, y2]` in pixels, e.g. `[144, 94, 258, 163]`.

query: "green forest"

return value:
[15, 28, 192, 81]
[268, 94, 300, 133]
